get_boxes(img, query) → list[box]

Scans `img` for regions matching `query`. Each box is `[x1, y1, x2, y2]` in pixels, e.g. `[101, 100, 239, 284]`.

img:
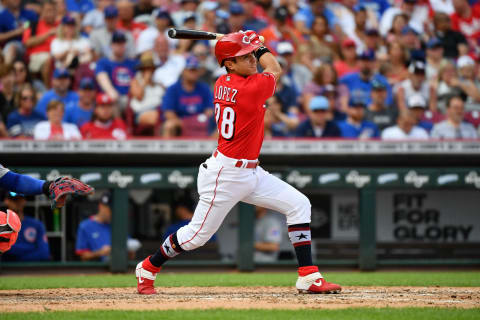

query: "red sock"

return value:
[143, 256, 161, 274]
[298, 265, 319, 277]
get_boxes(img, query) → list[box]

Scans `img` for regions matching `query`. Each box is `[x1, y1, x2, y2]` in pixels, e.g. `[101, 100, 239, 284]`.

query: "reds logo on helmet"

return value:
[0, 209, 21, 253]
[215, 32, 262, 66]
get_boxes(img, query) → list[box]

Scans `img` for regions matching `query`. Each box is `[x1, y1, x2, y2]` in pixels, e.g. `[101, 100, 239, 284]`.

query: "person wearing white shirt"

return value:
[34, 100, 82, 140]
[152, 34, 186, 88]
[431, 95, 478, 139]
[379, 0, 428, 36]
[382, 109, 429, 140]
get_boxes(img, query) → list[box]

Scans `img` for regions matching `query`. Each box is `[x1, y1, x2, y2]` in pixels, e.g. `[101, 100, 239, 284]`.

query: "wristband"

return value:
[255, 46, 270, 61]
[42, 181, 52, 197]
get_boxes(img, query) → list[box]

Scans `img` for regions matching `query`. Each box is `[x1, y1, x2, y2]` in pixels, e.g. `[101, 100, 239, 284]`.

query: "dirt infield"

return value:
[1, 286, 479, 312]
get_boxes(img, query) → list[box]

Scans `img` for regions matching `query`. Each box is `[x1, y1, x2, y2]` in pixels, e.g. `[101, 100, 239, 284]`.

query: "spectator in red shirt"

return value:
[334, 38, 360, 78]
[450, 0, 480, 48]
[80, 93, 128, 140]
[22, 0, 59, 85]
[116, 0, 147, 41]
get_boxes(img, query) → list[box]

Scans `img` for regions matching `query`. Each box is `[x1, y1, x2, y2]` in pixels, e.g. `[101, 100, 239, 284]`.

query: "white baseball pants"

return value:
[176, 151, 311, 251]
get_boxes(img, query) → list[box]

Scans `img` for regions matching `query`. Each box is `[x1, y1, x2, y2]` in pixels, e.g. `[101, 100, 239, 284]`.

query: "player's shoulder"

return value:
[23, 216, 44, 228]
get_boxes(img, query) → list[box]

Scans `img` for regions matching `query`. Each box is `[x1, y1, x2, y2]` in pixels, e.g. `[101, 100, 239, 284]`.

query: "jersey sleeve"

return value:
[161, 85, 177, 113]
[95, 58, 109, 75]
[247, 72, 277, 103]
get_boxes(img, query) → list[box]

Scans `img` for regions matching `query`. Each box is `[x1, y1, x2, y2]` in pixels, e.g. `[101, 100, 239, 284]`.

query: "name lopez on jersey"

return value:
[215, 85, 238, 103]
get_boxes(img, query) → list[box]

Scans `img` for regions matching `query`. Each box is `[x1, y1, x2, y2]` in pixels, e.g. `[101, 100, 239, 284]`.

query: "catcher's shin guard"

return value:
[136, 256, 161, 295]
[296, 266, 341, 294]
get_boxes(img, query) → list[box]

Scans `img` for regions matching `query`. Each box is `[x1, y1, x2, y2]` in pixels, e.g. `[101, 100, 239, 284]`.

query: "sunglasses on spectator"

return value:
[21, 95, 34, 101]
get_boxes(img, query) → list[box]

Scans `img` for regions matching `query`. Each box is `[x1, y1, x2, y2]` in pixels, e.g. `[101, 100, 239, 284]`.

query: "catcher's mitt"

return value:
[45, 177, 94, 209]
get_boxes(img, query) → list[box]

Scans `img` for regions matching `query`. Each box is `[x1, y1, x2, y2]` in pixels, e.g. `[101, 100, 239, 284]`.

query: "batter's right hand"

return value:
[243, 30, 263, 45]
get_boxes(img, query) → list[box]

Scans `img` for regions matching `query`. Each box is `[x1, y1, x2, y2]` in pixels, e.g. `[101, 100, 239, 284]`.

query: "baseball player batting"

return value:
[0, 164, 94, 253]
[136, 31, 342, 294]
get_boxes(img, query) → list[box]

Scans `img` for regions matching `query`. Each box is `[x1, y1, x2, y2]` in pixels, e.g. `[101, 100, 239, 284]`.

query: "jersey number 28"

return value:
[215, 103, 236, 140]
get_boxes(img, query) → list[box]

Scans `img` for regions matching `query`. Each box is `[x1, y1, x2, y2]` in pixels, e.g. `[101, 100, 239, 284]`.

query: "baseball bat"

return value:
[167, 28, 264, 42]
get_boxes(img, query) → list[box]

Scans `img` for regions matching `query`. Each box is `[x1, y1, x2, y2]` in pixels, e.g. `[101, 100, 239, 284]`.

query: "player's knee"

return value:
[287, 193, 311, 224]
[297, 193, 311, 214]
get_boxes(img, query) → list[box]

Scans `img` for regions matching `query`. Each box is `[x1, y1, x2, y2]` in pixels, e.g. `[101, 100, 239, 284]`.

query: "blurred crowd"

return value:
[0, 0, 479, 140]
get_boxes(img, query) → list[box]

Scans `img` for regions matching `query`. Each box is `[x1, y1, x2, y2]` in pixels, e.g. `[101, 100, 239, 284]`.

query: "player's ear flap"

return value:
[6, 210, 21, 233]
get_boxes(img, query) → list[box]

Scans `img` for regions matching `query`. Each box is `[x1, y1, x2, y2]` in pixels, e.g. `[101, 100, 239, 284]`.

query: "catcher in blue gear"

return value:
[0, 164, 94, 253]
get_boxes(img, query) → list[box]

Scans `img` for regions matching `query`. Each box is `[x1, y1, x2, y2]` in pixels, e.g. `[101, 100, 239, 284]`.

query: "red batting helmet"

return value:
[215, 32, 262, 66]
[0, 209, 21, 253]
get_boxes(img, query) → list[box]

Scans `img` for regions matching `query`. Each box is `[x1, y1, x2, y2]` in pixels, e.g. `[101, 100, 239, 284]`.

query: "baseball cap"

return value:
[457, 55, 475, 68]
[349, 93, 368, 107]
[185, 55, 200, 69]
[342, 38, 356, 48]
[104, 5, 118, 19]
[426, 38, 442, 49]
[309, 96, 329, 111]
[53, 68, 70, 78]
[358, 50, 375, 61]
[274, 6, 288, 22]
[408, 60, 426, 74]
[79, 77, 95, 90]
[154, 8, 171, 20]
[353, 4, 366, 12]
[371, 79, 387, 90]
[202, 1, 218, 11]
[408, 94, 427, 109]
[366, 28, 379, 36]
[5, 191, 25, 199]
[183, 12, 196, 24]
[402, 25, 418, 35]
[61, 15, 76, 25]
[96, 93, 114, 105]
[99, 192, 112, 206]
[276, 41, 294, 55]
[111, 31, 127, 43]
[230, 2, 244, 15]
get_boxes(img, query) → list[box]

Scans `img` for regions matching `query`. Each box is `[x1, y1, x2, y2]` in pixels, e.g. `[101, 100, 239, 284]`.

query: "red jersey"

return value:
[451, 4, 480, 41]
[80, 119, 128, 140]
[214, 72, 276, 160]
[22, 19, 59, 56]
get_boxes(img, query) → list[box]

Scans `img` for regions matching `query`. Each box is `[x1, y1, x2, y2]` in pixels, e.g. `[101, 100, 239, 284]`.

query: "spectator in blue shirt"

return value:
[75, 192, 139, 261]
[34, 68, 79, 117]
[162, 55, 214, 137]
[293, 0, 338, 36]
[295, 96, 341, 138]
[337, 95, 380, 139]
[339, 50, 393, 107]
[7, 83, 44, 137]
[64, 77, 97, 127]
[0, 0, 38, 65]
[75, 192, 113, 262]
[1, 191, 50, 261]
[95, 31, 137, 112]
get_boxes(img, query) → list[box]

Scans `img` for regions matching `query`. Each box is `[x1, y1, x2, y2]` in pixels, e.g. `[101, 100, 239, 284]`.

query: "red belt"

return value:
[214, 151, 259, 168]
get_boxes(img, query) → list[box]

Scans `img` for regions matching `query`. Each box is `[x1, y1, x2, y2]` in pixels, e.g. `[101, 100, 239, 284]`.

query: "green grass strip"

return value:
[2, 308, 480, 320]
[0, 271, 479, 290]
